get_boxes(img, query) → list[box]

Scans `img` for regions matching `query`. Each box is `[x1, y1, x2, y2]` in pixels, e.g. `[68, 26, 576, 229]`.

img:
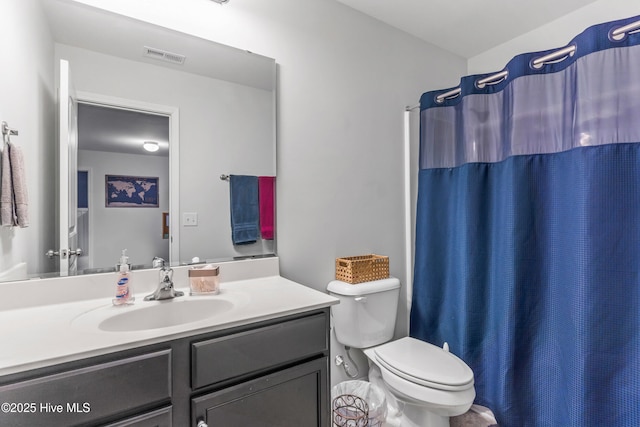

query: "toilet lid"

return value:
[373, 337, 474, 391]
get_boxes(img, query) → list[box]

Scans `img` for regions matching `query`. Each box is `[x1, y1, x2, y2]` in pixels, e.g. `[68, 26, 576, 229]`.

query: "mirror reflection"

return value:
[77, 103, 170, 273]
[0, 0, 276, 283]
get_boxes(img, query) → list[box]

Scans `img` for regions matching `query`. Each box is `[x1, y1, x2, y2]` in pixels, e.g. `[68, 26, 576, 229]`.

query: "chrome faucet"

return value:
[144, 257, 184, 301]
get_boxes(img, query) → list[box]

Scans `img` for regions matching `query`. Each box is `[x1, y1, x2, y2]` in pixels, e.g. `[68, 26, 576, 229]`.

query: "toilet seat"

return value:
[372, 337, 474, 391]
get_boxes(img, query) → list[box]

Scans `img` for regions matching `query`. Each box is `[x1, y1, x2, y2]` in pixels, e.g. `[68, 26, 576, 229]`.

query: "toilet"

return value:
[328, 277, 475, 427]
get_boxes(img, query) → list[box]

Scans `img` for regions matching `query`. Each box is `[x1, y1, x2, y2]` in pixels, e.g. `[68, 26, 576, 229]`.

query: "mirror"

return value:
[77, 103, 171, 273]
[0, 0, 276, 282]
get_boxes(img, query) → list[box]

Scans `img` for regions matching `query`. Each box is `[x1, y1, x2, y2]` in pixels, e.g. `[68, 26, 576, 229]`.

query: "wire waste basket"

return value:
[332, 381, 386, 427]
[332, 393, 369, 427]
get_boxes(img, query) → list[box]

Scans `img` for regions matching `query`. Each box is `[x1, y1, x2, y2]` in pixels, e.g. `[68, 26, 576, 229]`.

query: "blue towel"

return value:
[229, 175, 259, 244]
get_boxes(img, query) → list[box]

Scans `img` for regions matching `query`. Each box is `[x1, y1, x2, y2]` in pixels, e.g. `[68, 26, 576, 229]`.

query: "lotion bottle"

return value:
[112, 249, 134, 306]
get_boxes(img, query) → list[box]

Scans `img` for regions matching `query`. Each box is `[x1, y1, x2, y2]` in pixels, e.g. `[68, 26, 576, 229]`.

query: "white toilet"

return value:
[328, 277, 476, 427]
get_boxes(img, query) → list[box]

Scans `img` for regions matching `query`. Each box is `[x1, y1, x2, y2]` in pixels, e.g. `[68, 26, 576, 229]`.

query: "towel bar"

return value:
[1, 121, 19, 138]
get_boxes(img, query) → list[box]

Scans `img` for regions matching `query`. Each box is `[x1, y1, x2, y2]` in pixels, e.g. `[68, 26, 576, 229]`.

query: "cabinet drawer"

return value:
[0, 350, 171, 427]
[192, 312, 328, 389]
[104, 406, 172, 427]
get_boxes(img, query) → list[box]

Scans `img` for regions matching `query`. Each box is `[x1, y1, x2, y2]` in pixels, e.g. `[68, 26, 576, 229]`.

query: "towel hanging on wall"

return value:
[258, 176, 275, 240]
[229, 174, 259, 244]
[1, 141, 29, 228]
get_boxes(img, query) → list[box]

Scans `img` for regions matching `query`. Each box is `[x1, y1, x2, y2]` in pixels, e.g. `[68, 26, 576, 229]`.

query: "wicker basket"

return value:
[335, 255, 389, 284]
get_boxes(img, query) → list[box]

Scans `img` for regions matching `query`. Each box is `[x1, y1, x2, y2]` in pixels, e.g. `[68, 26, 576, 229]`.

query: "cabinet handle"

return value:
[197, 420, 208, 427]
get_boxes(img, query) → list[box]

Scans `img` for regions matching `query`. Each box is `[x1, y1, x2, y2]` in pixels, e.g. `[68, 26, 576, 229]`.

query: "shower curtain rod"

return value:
[429, 18, 640, 105]
[435, 46, 576, 104]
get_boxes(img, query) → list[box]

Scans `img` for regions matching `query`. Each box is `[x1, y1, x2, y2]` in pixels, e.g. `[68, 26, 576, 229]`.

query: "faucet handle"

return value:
[152, 257, 166, 269]
[160, 267, 174, 284]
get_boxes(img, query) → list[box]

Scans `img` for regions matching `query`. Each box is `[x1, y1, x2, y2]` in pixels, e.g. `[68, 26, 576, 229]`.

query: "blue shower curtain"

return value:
[410, 16, 640, 427]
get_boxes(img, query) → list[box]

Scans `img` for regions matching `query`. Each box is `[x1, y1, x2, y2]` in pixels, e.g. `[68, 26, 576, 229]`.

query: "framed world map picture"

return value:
[105, 175, 159, 208]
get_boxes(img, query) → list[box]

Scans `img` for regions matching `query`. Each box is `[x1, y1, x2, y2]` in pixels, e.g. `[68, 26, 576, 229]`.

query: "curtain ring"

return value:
[435, 88, 461, 104]
[609, 19, 640, 41]
[475, 70, 509, 89]
[530, 45, 576, 70]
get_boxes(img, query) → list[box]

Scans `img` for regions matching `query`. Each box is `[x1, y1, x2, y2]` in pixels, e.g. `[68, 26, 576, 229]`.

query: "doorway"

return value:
[74, 94, 178, 272]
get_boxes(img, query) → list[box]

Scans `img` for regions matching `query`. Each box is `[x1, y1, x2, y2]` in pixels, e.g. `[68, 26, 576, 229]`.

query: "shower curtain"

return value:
[410, 16, 640, 427]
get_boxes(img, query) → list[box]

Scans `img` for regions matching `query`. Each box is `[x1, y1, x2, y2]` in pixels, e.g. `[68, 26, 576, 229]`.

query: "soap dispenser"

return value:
[113, 249, 134, 306]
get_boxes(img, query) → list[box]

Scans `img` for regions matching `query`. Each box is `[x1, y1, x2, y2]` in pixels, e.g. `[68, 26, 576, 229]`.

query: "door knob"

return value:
[196, 420, 208, 427]
[46, 249, 81, 259]
[69, 248, 82, 257]
[45, 249, 60, 258]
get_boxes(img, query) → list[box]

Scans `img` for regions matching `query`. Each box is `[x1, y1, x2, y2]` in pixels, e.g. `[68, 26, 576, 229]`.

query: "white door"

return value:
[58, 59, 80, 276]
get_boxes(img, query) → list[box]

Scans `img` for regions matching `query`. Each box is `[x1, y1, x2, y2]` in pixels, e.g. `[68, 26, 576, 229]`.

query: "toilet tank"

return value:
[327, 277, 401, 348]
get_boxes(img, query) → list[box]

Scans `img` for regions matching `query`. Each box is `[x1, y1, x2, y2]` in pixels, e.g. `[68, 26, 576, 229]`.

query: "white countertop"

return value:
[0, 273, 338, 377]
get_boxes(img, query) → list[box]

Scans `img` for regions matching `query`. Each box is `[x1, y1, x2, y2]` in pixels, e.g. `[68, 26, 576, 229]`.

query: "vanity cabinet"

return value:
[0, 308, 330, 427]
[0, 350, 172, 427]
[191, 312, 329, 427]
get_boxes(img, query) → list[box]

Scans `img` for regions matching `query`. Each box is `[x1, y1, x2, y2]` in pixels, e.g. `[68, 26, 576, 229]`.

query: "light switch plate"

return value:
[183, 212, 198, 226]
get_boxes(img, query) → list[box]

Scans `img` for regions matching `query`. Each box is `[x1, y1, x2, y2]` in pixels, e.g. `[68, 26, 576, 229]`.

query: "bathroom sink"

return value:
[73, 297, 238, 332]
[99, 299, 234, 332]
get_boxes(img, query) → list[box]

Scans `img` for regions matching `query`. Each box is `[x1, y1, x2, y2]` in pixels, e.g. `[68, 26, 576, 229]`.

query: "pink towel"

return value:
[258, 176, 275, 240]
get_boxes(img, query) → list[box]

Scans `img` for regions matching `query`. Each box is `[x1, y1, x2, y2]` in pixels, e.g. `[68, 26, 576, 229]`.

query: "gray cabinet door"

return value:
[192, 357, 329, 427]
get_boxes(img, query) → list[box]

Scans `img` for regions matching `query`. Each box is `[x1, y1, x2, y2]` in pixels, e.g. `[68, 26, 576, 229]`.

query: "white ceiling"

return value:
[334, 0, 601, 58]
[78, 104, 170, 157]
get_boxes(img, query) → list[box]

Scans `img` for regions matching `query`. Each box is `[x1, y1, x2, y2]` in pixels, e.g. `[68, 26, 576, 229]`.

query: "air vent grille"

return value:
[143, 46, 186, 65]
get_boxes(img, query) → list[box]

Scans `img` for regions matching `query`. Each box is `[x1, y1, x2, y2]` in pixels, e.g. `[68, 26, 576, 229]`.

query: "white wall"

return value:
[469, 0, 640, 74]
[78, 150, 170, 268]
[55, 43, 275, 264]
[0, 0, 57, 279]
[71, 0, 465, 290]
[70, 0, 467, 385]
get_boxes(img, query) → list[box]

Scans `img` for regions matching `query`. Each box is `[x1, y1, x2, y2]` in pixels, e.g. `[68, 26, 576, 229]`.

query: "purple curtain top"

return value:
[419, 15, 640, 169]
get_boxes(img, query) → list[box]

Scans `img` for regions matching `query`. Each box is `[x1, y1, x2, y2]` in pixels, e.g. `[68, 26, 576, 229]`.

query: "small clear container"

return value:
[189, 265, 220, 295]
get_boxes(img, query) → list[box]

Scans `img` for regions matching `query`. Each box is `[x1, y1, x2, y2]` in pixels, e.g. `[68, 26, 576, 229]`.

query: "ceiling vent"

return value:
[143, 46, 186, 65]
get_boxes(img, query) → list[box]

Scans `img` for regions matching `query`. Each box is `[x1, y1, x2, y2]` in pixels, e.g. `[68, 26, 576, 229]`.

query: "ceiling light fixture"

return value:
[143, 141, 160, 152]
[210, 0, 230, 4]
